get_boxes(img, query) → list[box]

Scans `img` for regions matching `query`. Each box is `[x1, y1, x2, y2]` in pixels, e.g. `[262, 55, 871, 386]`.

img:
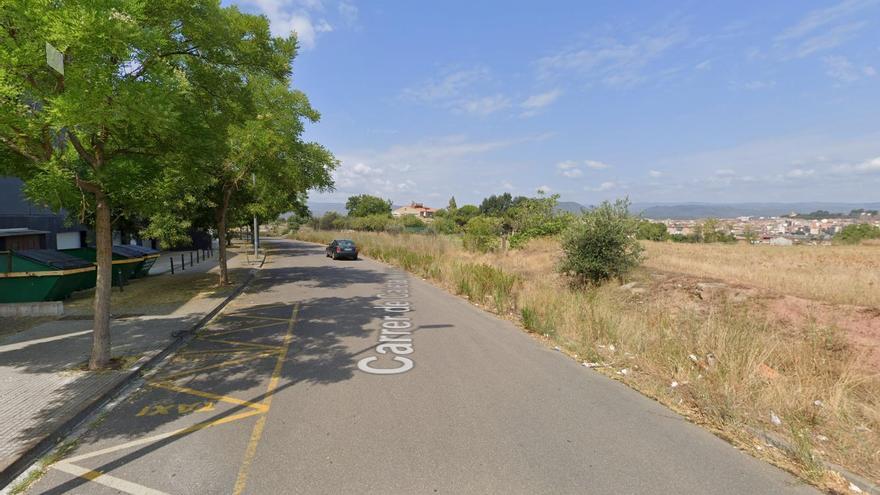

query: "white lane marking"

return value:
[63, 409, 262, 464]
[0, 330, 92, 354]
[53, 462, 171, 495]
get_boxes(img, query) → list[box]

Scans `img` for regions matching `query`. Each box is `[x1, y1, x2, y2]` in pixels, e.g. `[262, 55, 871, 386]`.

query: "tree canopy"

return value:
[346, 194, 392, 217]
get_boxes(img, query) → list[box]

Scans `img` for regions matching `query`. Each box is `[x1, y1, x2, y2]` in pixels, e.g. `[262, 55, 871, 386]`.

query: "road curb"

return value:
[0, 267, 260, 490]
[746, 426, 879, 495]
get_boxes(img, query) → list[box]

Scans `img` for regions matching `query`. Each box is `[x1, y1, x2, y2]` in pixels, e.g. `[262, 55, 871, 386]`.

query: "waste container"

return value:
[62, 246, 143, 287]
[0, 249, 96, 302]
[112, 245, 160, 278]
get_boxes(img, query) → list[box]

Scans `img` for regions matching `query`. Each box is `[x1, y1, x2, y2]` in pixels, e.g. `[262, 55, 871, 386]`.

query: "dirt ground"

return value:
[640, 269, 880, 372]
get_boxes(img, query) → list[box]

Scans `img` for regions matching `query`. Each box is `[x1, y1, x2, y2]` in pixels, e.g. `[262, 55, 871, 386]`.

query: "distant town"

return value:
[650, 210, 880, 245]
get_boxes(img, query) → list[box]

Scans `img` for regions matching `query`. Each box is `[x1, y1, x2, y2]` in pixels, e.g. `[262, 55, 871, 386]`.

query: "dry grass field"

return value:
[641, 241, 880, 307]
[295, 230, 879, 491]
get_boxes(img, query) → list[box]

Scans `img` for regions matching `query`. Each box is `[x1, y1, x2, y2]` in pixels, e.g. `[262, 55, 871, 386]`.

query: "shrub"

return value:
[463, 216, 502, 252]
[559, 199, 643, 285]
[834, 223, 880, 245]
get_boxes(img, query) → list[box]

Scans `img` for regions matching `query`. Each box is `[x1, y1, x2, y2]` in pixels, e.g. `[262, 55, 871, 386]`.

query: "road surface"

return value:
[27, 238, 816, 494]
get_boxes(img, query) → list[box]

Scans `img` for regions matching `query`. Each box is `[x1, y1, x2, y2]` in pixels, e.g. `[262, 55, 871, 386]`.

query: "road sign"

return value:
[45, 42, 64, 75]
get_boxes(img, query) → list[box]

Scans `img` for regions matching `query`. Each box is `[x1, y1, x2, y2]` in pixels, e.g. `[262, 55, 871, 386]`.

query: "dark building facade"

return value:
[0, 177, 88, 250]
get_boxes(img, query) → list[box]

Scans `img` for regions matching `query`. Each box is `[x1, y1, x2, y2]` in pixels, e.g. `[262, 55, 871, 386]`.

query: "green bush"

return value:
[463, 216, 502, 252]
[559, 199, 643, 285]
[834, 223, 880, 244]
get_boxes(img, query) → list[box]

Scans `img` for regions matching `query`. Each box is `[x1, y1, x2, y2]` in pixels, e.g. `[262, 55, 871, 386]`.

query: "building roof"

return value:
[0, 228, 49, 238]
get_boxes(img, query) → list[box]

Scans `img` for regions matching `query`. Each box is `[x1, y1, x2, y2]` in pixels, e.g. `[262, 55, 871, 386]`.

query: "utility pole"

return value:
[252, 173, 259, 256]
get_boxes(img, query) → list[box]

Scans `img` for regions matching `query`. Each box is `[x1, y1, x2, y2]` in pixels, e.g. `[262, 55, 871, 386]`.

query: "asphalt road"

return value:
[27, 238, 818, 494]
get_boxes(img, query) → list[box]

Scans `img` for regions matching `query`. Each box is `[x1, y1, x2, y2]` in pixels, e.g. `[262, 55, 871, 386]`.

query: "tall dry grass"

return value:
[642, 241, 880, 307]
[294, 230, 879, 488]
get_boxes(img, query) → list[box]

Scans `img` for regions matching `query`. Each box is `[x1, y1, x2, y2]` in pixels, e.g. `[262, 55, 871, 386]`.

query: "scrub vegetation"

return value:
[294, 228, 880, 491]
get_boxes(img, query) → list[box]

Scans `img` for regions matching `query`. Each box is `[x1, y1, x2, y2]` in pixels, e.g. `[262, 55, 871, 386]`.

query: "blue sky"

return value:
[229, 0, 880, 206]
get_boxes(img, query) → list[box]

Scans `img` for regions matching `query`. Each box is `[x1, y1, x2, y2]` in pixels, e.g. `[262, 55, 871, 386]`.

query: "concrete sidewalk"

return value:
[0, 249, 259, 487]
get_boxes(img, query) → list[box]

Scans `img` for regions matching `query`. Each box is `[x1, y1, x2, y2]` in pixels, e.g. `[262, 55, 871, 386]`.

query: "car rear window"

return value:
[338, 240, 355, 247]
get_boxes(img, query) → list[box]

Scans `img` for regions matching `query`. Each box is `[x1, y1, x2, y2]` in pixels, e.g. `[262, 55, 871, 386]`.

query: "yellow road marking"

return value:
[232, 304, 299, 495]
[197, 337, 284, 351]
[222, 315, 292, 322]
[155, 353, 276, 381]
[148, 381, 269, 412]
[63, 408, 264, 465]
[203, 320, 288, 337]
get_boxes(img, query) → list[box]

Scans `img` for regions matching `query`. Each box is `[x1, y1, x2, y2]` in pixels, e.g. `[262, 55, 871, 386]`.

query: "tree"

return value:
[209, 74, 336, 285]
[447, 196, 458, 214]
[558, 199, 642, 285]
[453, 204, 480, 227]
[0, 0, 289, 369]
[346, 194, 392, 217]
[636, 220, 668, 241]
[463, 216, 503, 252]
[479, 193, 526, 216]
[835, 223, 880, 244]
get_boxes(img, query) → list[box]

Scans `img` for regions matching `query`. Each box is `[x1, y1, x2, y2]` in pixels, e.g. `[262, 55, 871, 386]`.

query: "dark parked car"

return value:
[326, 239, 359, 260]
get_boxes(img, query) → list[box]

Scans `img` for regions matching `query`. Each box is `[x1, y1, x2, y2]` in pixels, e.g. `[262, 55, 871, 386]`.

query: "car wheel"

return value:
[353, 255, 358, 260]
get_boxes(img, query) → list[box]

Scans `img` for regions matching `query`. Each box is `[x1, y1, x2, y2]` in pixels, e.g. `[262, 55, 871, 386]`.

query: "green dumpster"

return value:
[62, 246, 144, 287]
[112, 245, 160, 278]
[0, 250, 97, 302]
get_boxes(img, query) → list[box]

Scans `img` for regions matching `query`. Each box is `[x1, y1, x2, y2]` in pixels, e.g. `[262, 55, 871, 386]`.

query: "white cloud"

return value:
[324, 134, 548, 201]
[585, 160, 611, 170]
[648, 170, 663, 177]
[537, 24, 687, 88]
[715, 168, 736, 176]
[775, 1, 877, 58]
[338, 1, 358, 26]
[694, 59, 712, 71]
[734, 80, 776, 91]
[786, 168, 815, 178]
[537, 185, 552, 194]
[777, 0, 876, 41]
[501, 180, 516, 191]
[520, 89, 562, 116]
[823, 56, 876, 82]
[238, 0, 350, 49]
[556, 160, 583, 178]
[458, 94, 511, 116]
[832, 156, 880, 174]
[586, 181, 617, 192]
[402, 67, 490, 103]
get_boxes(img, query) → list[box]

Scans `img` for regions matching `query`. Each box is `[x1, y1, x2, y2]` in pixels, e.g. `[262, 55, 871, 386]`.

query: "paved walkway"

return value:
[0, 249, 256, 483]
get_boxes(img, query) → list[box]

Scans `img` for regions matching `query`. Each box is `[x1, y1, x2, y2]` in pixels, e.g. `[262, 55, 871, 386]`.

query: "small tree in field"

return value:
[559, 199, 642, 285]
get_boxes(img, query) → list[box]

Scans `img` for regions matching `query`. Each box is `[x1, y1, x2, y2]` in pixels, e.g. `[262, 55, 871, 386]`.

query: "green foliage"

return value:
[431, 216, 459, 234]
[559, 199, 643, 285]
[346, 194, 392, 217]
[636, 220, 668, 241]
[351, 213, 392, 232]
[463, 216, 503, 252]
[451, 263, 518, 313]
[453, 204, 480, 226]
[834, 223, 880, 244]
[479, 192, 526, 216]
[506, 193, 571, 248]
[316, 211, 341, 230]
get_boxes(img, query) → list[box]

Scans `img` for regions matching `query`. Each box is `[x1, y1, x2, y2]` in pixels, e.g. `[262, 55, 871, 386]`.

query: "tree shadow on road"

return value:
[29, 259, 405, 493]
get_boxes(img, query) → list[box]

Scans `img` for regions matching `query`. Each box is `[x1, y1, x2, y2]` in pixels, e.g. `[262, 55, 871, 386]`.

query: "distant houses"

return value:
[392, 202, 436, 219]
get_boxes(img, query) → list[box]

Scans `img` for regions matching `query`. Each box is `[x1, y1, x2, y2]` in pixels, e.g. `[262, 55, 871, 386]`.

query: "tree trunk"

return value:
[88, 190, 113, 370]
[216, 188, 232, 286]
